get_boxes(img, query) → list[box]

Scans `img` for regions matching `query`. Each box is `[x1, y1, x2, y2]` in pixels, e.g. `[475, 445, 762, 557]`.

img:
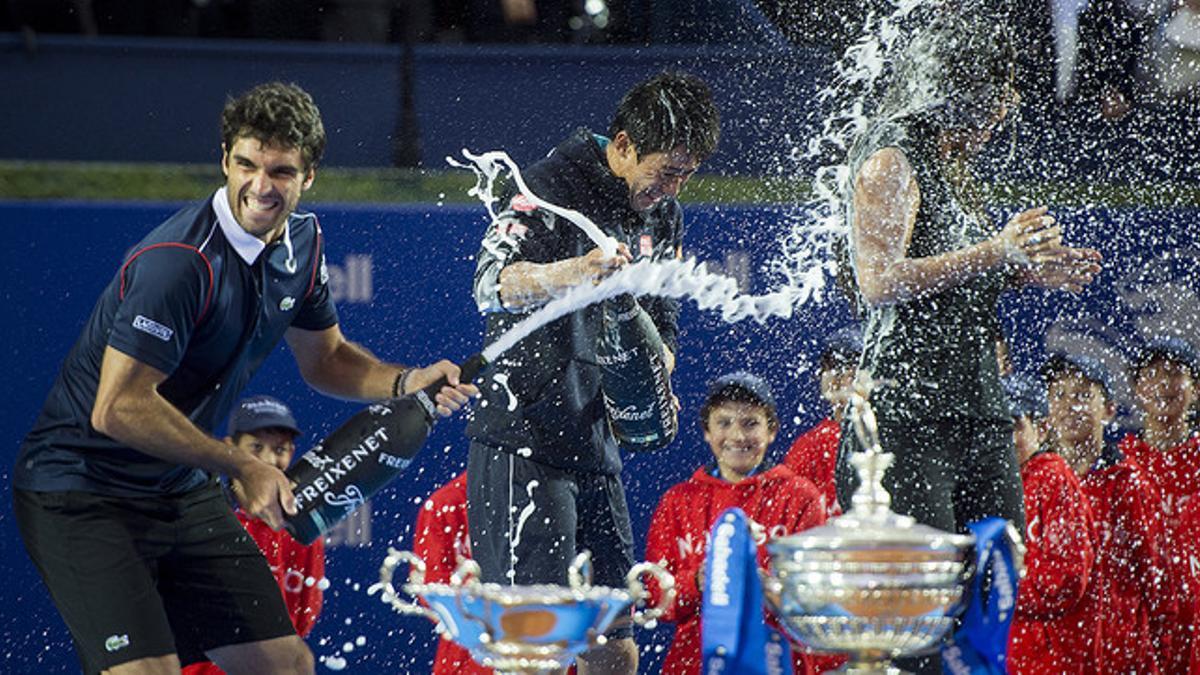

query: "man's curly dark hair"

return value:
[221, 82, 327, 170]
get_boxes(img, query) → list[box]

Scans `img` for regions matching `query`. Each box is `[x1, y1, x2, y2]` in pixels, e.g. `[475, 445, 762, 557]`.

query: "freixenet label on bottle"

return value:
[596, 295, 677, 451]
[285, 353, 486, 545]
[285, 397, 433, 544]
[292, 424, 395, 512]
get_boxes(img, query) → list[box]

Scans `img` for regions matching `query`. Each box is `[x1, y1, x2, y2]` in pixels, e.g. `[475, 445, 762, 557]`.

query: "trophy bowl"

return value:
[761, 390, 990, 674]
[765, 504, 976, 667]
[371, 550, 675, 674]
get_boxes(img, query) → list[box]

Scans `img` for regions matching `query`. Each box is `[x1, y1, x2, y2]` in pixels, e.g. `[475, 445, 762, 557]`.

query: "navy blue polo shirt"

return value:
[14, 188, 338, 496]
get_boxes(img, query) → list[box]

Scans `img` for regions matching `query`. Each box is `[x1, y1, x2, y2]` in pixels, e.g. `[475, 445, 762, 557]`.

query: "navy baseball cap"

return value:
[1003, 372, 1047, 419]
[704, 371, 778, 414]
[1041, 353, 1115, 401]
[1131, 336, 1200, 379]
[229, 395, 301, 437]
[821, 326, 864, 369]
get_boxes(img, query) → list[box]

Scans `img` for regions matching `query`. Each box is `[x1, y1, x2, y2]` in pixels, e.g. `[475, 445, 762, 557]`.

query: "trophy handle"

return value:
[625, 561, 676, 625]
[451, 558, 483, 587]
[452, 584, 497, 645]
[569, 551, 594, 591]
[1005, 521, 1027, 579]
[372, 548, 439, 622]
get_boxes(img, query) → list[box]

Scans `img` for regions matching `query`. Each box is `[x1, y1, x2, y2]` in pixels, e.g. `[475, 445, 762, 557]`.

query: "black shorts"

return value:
[14, 481, 295, 674]
[835, 416, 1025, 534]
[466, 441, 635, 639]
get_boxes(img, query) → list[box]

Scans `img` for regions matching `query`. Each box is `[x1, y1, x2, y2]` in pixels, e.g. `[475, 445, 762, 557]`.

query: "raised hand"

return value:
[404, 359, 480, 417]
[996, 206, 1063, 266]
[1019, 246, 1103, 293]
[573, 243, 633, 286]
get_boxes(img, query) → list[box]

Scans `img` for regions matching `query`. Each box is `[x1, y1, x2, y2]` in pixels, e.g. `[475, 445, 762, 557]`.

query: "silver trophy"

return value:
[371, 549, 675, 674]
[764, 386, 1023, 675]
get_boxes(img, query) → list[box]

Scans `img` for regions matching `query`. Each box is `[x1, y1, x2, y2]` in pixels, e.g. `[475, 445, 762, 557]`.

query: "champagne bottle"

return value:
[596, 294, 677, 451]
[284, 354, 485, 544]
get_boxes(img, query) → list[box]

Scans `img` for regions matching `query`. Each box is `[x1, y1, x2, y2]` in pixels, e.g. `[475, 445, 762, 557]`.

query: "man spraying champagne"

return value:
[466, 71, 720, 675]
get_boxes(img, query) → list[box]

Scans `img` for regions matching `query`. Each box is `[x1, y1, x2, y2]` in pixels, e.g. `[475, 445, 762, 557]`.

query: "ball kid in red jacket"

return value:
[1005, 372, 1099, 675]
[184, 396, 325, 675]
[1176, 496, 1200, 674]
[1119, 337, 1200, 674]
[1042, 355, 1168, 675]
[645, 372, 831, 674]
[783, 327, 860, 518]
[412, 472, 495, 675]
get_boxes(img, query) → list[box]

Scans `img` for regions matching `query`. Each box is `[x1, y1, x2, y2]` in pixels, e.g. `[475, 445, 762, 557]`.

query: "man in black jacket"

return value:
[466, 71, 719, 673]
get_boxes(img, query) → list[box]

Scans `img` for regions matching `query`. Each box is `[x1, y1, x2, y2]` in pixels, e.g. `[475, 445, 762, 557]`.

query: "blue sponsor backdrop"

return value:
[0, 34, 825, 177]
[1, 198, 1195, 672]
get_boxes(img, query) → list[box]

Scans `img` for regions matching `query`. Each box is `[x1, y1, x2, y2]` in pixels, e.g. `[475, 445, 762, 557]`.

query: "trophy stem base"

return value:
[842, 660, 910, 675]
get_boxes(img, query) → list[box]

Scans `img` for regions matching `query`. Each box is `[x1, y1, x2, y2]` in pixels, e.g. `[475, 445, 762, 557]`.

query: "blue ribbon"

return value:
[701, 507, 794, 675]
[942, 517, 1020, 675]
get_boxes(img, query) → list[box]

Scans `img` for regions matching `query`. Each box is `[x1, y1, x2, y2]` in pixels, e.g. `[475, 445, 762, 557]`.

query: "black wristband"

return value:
[392, 368, 409, 398]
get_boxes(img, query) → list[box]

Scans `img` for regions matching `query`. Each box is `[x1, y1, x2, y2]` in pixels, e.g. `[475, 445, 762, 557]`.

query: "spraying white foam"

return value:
[447, 143, 806, 364]
[775, 0, 941, 296]
[449, 149, 617, 257]
[481, 257, 799, 363]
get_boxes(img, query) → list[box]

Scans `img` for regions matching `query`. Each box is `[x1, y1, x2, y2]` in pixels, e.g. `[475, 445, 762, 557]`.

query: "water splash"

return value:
[451, 1, 954, 337]
[448, 149, 618, 257]
[481, 257, 800, 363]
[454, 3, 979, 369]
[774, 0, 944, 296]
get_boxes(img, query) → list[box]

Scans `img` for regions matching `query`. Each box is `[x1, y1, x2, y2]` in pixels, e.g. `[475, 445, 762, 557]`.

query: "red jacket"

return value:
[783, 418, 841, 518]
[412, 472, 493, 675]
[1008, 451, 1098, 675]
[644, 464, 828, 674]
[1178, 497, 1200, 674]
[182, 510, 325, 675]
[1120, 432, 1200, 673]
[1078, 453, 1168, 675]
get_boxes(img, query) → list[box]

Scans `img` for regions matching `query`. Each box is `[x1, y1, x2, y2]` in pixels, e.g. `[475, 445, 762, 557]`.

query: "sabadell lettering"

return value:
[992, 547, 1015, 617]
[709, 521, 736, 607]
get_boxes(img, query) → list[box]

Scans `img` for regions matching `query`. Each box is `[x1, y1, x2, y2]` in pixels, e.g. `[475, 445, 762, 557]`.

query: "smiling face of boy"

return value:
[704, 401, 777, 483]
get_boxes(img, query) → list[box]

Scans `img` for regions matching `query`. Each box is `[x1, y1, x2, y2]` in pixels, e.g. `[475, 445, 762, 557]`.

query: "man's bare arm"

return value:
[284, 324, 477, 415]
[854, 147, 1089, 307]
[90, 346, 294, 528]
[849, 146, 1036, 305]
[496, 245, 632, 310]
